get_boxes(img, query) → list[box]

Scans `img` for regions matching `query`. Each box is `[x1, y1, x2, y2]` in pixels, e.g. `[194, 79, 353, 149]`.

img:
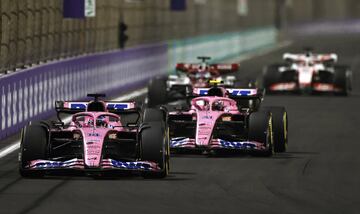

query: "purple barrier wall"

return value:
[0, 43, 168, 140]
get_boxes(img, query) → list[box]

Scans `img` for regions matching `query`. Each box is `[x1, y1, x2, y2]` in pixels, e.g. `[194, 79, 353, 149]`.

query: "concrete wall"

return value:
[285, 0, 360, 24]
[122, 0, 276, 45]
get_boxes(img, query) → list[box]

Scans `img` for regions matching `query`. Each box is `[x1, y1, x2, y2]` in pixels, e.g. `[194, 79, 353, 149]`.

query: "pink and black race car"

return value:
[147, 56, 240, 107]
[19, 94, 169, 178]
[168, 83, 288, 156]
[263, 49, 352, 95]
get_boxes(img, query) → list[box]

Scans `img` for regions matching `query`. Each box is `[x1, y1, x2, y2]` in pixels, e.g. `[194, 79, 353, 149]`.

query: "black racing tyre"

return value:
[333, 66, 351, 96]
[261, 107, 288, 153]
[19, 122, 49, 178]
[147, 76, 168, 107]
[141, 122, 169, 179]
[142, 108, 166, 123]
[262, 64, 282, 90]
[248, 111, 274, 157]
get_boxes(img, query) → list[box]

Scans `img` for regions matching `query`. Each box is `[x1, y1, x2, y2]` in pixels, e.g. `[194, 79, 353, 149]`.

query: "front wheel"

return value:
[141, 122, 169, 179]
[248, 111, 274, 157]
[19, 122, 49, 178]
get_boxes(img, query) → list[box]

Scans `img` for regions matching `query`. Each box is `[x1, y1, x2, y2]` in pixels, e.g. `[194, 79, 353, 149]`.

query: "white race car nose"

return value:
[298, 68, 314, 87]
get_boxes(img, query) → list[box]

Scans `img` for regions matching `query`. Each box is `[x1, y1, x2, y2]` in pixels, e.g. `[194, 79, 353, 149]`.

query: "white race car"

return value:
[263, 49, 352, 95]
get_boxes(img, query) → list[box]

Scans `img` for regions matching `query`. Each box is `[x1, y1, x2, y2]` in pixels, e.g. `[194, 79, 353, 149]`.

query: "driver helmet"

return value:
[86, 118, 94, 127]
[96, 116, 107, 127]
[213, 100, 224, 111]
[305, 51, 313, 57]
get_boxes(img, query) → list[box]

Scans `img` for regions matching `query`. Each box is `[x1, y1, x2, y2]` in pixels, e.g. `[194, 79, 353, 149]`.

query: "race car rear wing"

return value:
[226, 89, 265, 107]
[192, 87, 264, 99]
[55, 101, 137, 113]
[188, 87, 264, 110]
[55, 100, 140, 120]
[211, 64, 240, 73]
[283, 53, 338, 63]
[175, 63, 240, 74]
[54, 94, 141, 123]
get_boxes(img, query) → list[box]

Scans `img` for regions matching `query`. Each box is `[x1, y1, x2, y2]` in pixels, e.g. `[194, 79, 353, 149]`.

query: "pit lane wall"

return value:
[0, 27, 277, 141]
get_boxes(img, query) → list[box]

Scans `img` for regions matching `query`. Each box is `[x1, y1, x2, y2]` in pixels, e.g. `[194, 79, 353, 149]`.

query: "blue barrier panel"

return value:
[63, 0, 85, 18]
[170, 0, 186, 11]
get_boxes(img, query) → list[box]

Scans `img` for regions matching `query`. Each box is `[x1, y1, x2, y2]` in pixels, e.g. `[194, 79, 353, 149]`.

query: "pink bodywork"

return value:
[66, 112, 124, 167]
[27, 101, 160, 171]
[169, 92, 266, 151]
[191, 96, 239, 147]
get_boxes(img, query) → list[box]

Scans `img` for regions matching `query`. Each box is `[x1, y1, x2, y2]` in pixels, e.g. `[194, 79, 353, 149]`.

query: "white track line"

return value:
[0, 143, 21, 159]
[0, 41, 292, 159]
[112, 87, 147, 101]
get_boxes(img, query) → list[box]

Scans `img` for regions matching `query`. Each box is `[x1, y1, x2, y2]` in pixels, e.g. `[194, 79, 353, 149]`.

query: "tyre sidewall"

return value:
[19, 122, 49, 177]
[261, 107, 288, 153]
[141, 121, 169, 178]
[333, 66, 350, 95]
[248, 111, 274, 156]
[147, 76, 168, 107]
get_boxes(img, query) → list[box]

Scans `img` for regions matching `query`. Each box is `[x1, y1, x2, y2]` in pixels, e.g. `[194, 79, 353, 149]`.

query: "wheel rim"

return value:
[165, 146, 170, 175]
[283, 112, 288, 149]
[164, 127, 170, 175]
[267, 116, 274, 155]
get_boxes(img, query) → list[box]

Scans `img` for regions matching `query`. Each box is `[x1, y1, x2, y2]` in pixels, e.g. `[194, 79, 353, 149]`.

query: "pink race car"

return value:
[19, 94, 169, 178]
[168, 85, 288, 156]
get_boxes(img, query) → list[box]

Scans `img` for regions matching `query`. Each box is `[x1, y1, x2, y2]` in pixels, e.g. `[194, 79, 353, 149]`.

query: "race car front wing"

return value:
[26, 158, 161, 171]
[170, 137, 266, 151]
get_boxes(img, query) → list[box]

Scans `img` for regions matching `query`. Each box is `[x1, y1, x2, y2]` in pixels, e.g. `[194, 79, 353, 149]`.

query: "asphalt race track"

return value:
[0, 34, 359, 214]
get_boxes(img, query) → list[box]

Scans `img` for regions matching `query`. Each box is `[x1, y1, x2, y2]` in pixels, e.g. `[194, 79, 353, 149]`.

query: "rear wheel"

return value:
[263, 64, 283, 91]
[147, 76, 168, 107]
[248, 111, 273, 157]
[261, 107, 288, 152]
[19, 122, 49, 178]
[141, 122, 169, 179]
[143, 108, 166, 123]
[334, 66, 351, 96]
